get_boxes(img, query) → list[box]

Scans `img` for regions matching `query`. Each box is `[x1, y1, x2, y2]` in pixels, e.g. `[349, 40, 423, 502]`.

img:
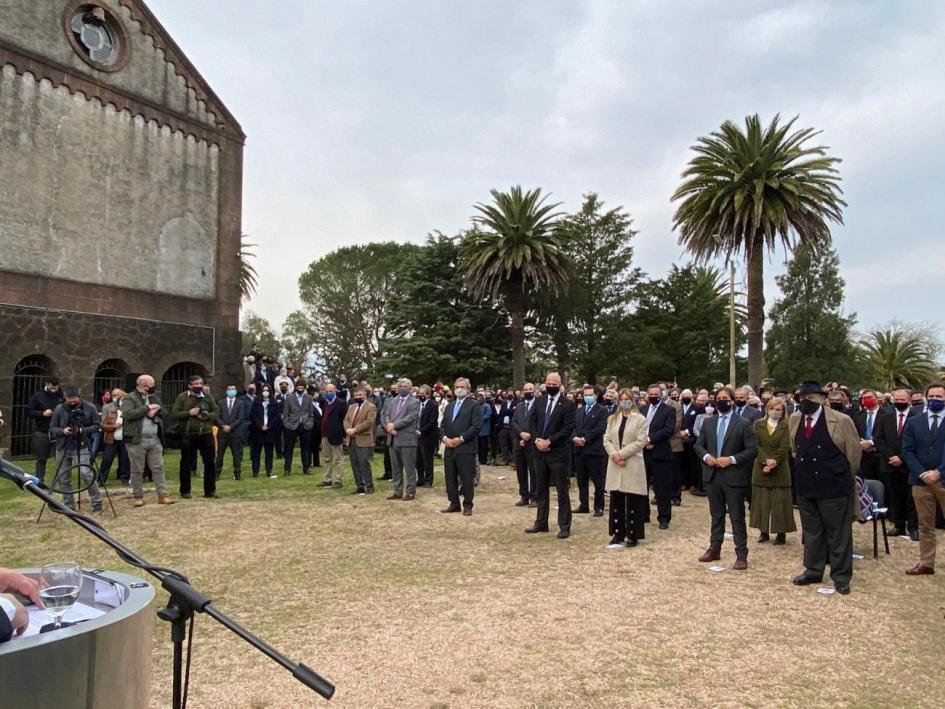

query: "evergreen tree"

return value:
[376, 233, 510, 386]
[765, 241, 861, 388]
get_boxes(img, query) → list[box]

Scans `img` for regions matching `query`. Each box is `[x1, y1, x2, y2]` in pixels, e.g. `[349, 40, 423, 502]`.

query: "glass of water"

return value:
[40, 562, 83, 629]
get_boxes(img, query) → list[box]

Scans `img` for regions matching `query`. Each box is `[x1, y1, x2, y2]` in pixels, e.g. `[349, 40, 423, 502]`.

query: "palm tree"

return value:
[860, 328, 939, 390]
[460, 186, 569, 387]
[672, 114, 845, 387]
[239, 234, 259, 304]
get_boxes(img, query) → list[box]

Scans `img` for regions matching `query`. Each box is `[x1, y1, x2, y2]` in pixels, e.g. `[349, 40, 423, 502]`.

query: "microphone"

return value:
[0, 458, 47, 490]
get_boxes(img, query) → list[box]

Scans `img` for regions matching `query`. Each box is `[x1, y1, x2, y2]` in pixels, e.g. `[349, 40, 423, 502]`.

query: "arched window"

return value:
[93, 358, 130, 405]
[160, 362, 208, 405]
[10, 355, 55, 457]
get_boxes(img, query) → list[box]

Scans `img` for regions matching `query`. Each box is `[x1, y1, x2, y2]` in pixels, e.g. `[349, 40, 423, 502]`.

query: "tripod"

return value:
[37, 421, 117, 522]
[1, 458, 335, 707]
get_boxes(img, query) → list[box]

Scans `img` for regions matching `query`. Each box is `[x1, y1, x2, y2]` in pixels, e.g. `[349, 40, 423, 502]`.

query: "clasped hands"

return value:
[535, 438, 551, 453]
[704, 455, 734, 469]
[919, 469, 942, 486]
[610, 452, 626, 467]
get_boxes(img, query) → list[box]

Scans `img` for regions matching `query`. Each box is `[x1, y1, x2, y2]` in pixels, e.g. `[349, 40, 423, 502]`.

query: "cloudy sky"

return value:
[149, 0, 944, 335]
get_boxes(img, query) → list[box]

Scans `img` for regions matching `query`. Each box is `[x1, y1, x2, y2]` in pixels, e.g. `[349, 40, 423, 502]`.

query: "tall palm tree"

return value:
[239, 234, 259, 304]
[672, 114, 845, 387]
[460, 186, 569, 387]
[860, 328, 939, 390]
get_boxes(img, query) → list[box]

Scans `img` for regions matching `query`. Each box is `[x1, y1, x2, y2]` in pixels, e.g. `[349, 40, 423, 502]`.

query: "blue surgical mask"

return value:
[927, 399, 945, 413]
[226, 389, 237, 398]
[325, 392, 336, 403]
[584, 395, 596, 406]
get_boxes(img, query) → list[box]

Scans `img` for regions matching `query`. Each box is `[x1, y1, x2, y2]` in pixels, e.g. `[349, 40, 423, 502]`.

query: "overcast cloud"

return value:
[148, 0, 945, 335]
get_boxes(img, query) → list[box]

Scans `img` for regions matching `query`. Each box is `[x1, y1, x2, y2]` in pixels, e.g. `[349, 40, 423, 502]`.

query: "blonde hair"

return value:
[609, 388, 639, 422]
[765, 398, 785, 415]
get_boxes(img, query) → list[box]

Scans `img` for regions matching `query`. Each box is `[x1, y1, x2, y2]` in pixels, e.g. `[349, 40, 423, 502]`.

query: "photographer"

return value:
[172, 375, 220, 499]
[49, 386, 102, 513]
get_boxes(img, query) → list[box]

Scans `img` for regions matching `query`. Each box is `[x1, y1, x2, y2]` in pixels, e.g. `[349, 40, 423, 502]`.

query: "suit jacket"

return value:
[901, 410, 945, 486]
[667, 399, 684, 453]
[417, 399, 439, 440]
[527, 394, 576, 459]
[217, 396, 250, 438]
[320, 398, 349, 446]
[439, 397, 482, 456]
[0, 608, 11, 643]
[874, 407, 920, 475]
[282, 392, 315, 431]
[249, 399, 282, 444]
[681, 403, 704, 448]
[498, 400, 517, 428]
[380, 395, 421, 448]
[643, 402, 676, 461]
[344, 400, 377, 447]
[853, 407, 883, 464]
[788, 407, 862, 473]
[694, 413, 758, 486]
[573, 403, 608, 457]
[735, 405, 763, 423]
[510, 398, 537, 453]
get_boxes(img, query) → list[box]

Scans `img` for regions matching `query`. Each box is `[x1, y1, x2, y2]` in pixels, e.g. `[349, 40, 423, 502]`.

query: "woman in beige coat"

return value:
[603, 388, 649, 546]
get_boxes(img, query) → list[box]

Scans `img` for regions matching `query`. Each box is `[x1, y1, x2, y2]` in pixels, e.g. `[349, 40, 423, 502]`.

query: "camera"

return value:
[194, 399, 210, 420]
[67, 406, 85, 436]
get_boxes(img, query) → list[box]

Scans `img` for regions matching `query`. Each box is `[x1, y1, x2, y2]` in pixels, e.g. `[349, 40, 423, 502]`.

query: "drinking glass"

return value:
[40, 562, 83, 629]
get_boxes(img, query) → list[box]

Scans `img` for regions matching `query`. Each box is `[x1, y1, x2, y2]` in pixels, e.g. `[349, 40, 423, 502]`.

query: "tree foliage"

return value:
[765, 241, 862, 389]
[240, 310, 281, 359]
[239, 234, 259, 303]
[375, 233, 509, 385]
[860, 326, 940, 391]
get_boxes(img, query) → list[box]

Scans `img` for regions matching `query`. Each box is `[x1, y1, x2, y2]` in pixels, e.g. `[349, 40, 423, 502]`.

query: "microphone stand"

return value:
[0, 459, 334, 708]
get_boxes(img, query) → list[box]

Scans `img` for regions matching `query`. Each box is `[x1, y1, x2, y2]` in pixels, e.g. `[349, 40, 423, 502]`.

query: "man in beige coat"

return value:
[788, 381, 862, 594]
[345, 386, 377, 495]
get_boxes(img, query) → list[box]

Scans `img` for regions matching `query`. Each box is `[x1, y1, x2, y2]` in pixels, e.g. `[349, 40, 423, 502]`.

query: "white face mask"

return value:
[454, 388, 467, 398]
[768, 411, 783, 422]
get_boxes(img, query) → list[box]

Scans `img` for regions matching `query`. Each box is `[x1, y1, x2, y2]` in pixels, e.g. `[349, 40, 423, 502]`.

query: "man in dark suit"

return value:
[318, 383, 349, 488]
[415, 385, 439, 487]
[526, 372, 576, 539]
[281, 380, 314, 476]
[901, 383, 945, 576]
[853, 388, 886, 495]
[695, 386, 758, 569]
[497, 393, 517, 466]
[874, 387, 921, 538]
[734, 387, 763, 423]
[643, 383, 678, 529]
[439, 377, 482, 515]
[679, 389, 705, 495]
[510, 382, 537, 506]
[573, 384, 609, 516]
[307, 383, 323, 468]
[215, 383, 249, 480]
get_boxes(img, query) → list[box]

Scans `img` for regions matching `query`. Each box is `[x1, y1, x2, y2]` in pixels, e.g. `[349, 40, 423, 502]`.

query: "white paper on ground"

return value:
[606, 543, 623, 550]
[496, 475, 507, 480]
[900, 535, 911, 540]
[22, 601, 107, 638]
[852, 553, 865, 561]
[723, 532, 734, 539]
[708, 565, 725, 573]
[817, 587, 835, 595]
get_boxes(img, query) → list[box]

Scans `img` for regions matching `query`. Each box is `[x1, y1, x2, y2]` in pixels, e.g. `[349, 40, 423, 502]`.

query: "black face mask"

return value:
[354, 398, 365, 404]
[715, 400, 732, 413]
[523, 393, 534, 401]
[545, 386, 560, 397]
[828, 401, 844, 411]
[799, 399, 821, 415]
[894, 401, 911, 412]
[418, 395, 427, 402]
[648, 396, 660, 406]
[681, 397, 692, 405]
[734, 399, 747, 407]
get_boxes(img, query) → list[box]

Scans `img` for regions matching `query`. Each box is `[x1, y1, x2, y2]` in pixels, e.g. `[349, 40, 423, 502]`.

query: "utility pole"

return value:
[729, 261, 736, 386]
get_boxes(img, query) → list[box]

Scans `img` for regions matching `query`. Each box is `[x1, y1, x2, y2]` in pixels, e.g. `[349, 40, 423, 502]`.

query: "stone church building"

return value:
[0, 0, 244, 455]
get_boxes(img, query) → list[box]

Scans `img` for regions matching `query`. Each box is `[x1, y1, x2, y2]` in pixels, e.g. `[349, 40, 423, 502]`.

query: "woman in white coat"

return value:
[603, 388, 649, 546]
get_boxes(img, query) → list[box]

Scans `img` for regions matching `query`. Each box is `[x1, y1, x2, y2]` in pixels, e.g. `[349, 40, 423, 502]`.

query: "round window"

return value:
[65, 4, 129, 71]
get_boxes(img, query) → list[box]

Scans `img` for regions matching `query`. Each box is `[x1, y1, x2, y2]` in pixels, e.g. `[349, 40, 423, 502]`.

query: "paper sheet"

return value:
[21, 601, 106, 638]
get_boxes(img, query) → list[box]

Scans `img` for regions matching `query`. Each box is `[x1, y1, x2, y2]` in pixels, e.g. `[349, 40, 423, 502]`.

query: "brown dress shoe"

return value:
[514, 498, 529, 507]
[462, 508, 472, 516]
[905, 564, 935, 576]
[699, 548, 721, 562]
[440, 504, 461, 513]
[733, 556, 748, 571]
[403, 494, 416, 501]
[387, 493, 403, 500]
[133, 497, 145, 508]
[158, 495, 175, 505]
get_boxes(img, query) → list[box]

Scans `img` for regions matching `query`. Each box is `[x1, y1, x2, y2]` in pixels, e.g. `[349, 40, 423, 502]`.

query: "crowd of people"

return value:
[14, 351, 945, 595]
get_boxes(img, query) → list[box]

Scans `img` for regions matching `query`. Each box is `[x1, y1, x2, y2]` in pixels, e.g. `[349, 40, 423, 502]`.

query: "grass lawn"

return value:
[1, 451, 944, 708]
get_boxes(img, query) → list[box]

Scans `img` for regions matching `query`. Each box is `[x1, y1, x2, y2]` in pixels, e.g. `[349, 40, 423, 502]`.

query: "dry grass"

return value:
[2, 457, 945, 708]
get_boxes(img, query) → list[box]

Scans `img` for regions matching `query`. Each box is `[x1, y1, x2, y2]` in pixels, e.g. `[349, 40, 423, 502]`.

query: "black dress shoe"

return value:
[180, 493, 192, 499]
[626, 538, 638, 548]
[557, 529, 570, 539]
[351, 488, 365, 495]
[793, 572, 823, 586]
[609, 534, 622, 545]
[835, 584, 851, 595]
[909, 529, 920, 542]
[758, 532, 770, 543]
[593, 509, 604, 517]
[574, 507, 590, 514]
[204, 493, 218, 499]
[525, 525, 549, 534]
[671, 499, 681, 507]
[888, 527, 906, 537]
[658, 522, 669, 530]
[773, 533, 786, 545]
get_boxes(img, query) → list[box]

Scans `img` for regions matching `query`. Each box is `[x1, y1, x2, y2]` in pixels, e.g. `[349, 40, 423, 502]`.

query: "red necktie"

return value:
[897, 413, 905, 437]
[804, 416, 813, 439]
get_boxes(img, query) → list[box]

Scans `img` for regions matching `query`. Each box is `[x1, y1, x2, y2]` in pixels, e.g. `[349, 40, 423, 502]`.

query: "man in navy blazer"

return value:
[573, 384, 609, 516]
[526, 372, 576, 539]
[901, 383, 945, 575]
[439, 377, 482, 514]
[643, 384, 678, 529]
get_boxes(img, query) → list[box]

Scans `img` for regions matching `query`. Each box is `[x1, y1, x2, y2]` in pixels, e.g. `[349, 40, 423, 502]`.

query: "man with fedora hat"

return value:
[788, 381, 862, 594]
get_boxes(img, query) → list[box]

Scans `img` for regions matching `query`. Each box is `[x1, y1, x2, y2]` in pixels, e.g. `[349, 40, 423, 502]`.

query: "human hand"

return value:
[766, 458, 777, 468]
[189, 407, 200, 417]
[889, 456, 902, 467]
[0, 594, 29, 635]
[611, 453, 622, 464]
[573, 437, 585, 447]
[704, 455, 717, 467]
[920, 470, 941, 485]
[616, 458, 627, 467]
[63, 427, 74, 436]
[520, 432, 531, 442]
[717, 457, 732, 469]
[0, 568, 44, 608]
[860, 440, 874, 451]
[43, 409, 54, 417]
[223, 425, 231, 433]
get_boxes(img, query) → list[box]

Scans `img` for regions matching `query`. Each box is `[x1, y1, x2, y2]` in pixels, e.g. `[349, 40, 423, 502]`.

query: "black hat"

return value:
[797, 381, 826, 397]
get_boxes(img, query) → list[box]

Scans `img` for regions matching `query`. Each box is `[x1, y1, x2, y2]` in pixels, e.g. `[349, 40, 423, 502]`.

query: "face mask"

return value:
[247, 388, 256, 396]
[507, 396, 514, 401]
[418, 395, 427, 402]
[191, 386, 203, 395]
[681, 397, 692, 405]
[828, 401, 844, 411]
[545, 386, 560, 397]
[894, 401, 911, 412]
[398, 388, 410, 397]
[226, 389, 237, 398]
[734, 399, 746, 407]
[523, 392, 534, 401]
[455, 387, 467, 398]
[354, 397, 364, 404]
[705, 405, 715, 415]
[927, 399, 945, 413]
[715, 400, 732, 413]
[262, 391, 270, 399]
[325, 392, 336, 402]
[648, 396, 660, 406]
[280, 387, 288, 393]
[584, 395, 596, 406]
[768, 411, 783, 422]
[619, 401, 633, 411]
[799, 399, 820, 415]
[861, 396, 877, 409]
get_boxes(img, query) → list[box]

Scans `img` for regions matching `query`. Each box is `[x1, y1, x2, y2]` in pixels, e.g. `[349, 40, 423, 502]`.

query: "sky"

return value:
[148, 0, 945, 336]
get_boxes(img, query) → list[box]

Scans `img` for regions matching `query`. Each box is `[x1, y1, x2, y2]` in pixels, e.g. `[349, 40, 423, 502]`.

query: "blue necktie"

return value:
[716, 415, 728, 457]
[452, 401, 461, 422]
[866, 411, 874, 439]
